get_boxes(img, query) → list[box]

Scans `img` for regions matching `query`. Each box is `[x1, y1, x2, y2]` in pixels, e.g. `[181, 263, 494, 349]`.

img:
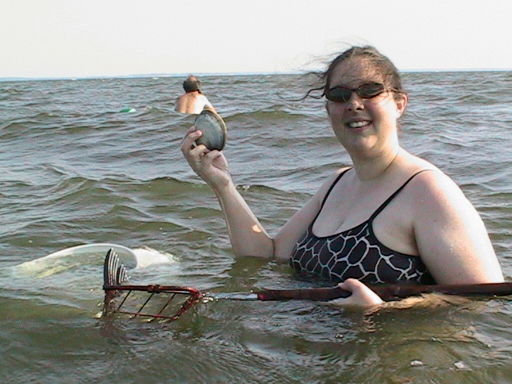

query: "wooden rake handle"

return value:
[255, 282, 512, 301]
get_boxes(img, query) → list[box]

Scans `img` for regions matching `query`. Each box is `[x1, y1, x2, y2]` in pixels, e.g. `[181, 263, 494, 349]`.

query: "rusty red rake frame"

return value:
[103, 284, 202, 320]
[102, 249, 512, 321]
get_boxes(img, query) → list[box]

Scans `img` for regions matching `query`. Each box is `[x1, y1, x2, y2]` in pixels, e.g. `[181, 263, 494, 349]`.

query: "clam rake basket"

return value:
[102, 249, 512, 322]
[102, 250, 202, 321]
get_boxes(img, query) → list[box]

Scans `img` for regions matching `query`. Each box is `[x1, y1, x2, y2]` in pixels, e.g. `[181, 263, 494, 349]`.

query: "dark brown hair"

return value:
[183, 75, 202, 93]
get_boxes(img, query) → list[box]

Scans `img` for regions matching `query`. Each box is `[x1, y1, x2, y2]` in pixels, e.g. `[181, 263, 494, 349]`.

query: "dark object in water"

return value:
[103, 250, 201, 321]
[102, 249, 129, 316]
[194, 109, 227, 151]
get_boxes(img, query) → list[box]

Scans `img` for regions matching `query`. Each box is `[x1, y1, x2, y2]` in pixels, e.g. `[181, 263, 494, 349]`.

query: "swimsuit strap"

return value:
[309, 168, 352, 228]
[369, 169, 432, 222]
[319, 168, 352, 210]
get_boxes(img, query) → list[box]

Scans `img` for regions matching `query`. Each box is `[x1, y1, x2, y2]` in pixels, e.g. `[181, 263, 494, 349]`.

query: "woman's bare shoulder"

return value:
[397, 153, 460, 197]
[407, 167, 465, 200]
[309, 167, 352, 206]
[404, 165, 483, 242]
[320, 167, 351, 191]
[404, 164, 503, 284]
[389, 152, 471, 220]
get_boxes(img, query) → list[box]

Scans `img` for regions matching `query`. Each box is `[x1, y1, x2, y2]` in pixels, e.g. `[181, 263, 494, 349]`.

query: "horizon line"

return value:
[1, 67, 511, 82]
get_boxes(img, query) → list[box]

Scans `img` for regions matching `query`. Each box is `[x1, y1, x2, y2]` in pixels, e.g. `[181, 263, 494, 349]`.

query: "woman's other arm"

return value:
[412, 171, 504, 284]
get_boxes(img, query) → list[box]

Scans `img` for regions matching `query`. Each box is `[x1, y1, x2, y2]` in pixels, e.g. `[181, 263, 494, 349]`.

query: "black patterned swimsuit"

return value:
[290, 169, 434, 284]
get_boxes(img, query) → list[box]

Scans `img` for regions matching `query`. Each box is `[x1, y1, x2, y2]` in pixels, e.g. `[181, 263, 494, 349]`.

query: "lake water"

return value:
[1, 71, 512, 383]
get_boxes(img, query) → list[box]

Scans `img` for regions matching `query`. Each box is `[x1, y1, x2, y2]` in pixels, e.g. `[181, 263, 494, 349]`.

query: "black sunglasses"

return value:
[325, 82, 390, 103]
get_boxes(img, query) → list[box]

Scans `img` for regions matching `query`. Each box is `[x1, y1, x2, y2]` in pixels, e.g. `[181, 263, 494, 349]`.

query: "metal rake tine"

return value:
[134, 293, 155, 317]
[104, 248, 129, 287]
[103, 248, 134, 319]
[104, 249, 116, 287]
[121, 265, 128, 284]
[116, 263, 128, 285]
[103, 249, 119, 315]
[109, 250, 119, 287]
[103, 249, 117, 288]
[155, 293, 178, 317]
[103, 249, 111, 287]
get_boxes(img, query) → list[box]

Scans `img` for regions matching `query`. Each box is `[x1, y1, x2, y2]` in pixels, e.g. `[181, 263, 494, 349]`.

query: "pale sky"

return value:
[2, 0, 511, 78]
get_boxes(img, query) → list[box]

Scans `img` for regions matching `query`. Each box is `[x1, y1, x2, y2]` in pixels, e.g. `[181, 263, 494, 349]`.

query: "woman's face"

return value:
[326, 57, 407, 157]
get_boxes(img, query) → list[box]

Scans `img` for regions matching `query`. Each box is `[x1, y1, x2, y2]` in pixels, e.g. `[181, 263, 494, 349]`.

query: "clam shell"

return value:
[194, 109, 227, 151]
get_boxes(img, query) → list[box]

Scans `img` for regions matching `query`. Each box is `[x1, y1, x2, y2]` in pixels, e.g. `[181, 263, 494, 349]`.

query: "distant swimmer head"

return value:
[183, 75, 202, 93]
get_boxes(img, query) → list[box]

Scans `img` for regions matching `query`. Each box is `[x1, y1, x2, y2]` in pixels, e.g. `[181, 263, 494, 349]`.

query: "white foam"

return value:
[14, 243, 138, 277]
[131, 247, 175, 268]
[13, 243, 176, 278]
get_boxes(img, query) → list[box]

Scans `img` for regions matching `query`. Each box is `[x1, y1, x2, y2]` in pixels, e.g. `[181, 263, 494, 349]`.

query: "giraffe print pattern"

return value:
[290, 218, 433, 284]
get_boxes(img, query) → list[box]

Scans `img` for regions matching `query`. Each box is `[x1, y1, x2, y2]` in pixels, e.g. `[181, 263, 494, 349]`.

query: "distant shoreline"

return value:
[0, 72, 297, 83]
[1, 68, 510, 83]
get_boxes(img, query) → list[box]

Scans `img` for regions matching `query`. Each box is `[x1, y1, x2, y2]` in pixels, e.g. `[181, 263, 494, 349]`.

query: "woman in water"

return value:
[181, 46, 503, 306]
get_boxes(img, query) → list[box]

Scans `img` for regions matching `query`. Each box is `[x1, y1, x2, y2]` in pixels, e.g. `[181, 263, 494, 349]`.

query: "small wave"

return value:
[29, 111, 60, 120]
[109, 175, 213, 197]
[237, 183, 285, 194]
[0, 121, 28, 131]
[42, 164, 78, 178]
[227, 107, 310, 122]
[49, 176, 108, 199]
[0, 86, 25, 95]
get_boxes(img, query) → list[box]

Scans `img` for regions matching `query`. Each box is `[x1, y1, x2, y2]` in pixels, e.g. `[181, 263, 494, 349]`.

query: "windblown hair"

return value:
[303, 46, 405, 101]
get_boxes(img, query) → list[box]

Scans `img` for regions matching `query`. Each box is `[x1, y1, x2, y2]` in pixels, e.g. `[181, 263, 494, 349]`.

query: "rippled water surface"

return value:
[1, 72, 512, 383]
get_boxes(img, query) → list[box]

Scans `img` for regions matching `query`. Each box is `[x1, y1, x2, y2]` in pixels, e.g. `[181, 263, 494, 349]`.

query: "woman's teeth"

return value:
[347, 121, 370, 128]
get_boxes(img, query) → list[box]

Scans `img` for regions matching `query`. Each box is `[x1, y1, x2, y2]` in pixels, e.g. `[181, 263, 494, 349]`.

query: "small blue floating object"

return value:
[119, 107, 136, 113]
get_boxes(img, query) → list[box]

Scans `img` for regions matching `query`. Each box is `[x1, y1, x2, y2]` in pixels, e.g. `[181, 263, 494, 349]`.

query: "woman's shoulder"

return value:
[311, 167, 352, 204]
[398, 153, 457, 190]
[318, 166, 352, 186]
[328, 166, 352, 187]
[407, 165, 461, 195]
[392, 152, 467, 207]
[402, 165, 473, 220]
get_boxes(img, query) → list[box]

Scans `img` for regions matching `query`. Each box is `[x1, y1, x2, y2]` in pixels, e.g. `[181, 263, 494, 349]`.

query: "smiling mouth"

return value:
[346, 120, 371, 129]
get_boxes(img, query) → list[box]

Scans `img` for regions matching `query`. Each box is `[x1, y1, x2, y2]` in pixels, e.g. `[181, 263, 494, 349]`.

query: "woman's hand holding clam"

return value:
[181, 126, 231, 190]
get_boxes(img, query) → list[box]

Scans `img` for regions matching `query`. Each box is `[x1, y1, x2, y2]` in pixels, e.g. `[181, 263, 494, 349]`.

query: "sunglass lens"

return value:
[358, 83, 385, 98]
[325, 83, 386, 102]
[326, 87, 351, 102]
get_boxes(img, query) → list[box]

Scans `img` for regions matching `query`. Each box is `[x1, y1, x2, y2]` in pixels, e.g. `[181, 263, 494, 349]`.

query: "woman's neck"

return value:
[350, 145, 402, 181]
